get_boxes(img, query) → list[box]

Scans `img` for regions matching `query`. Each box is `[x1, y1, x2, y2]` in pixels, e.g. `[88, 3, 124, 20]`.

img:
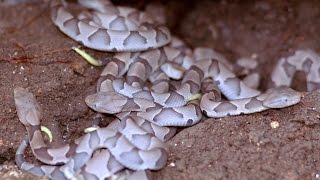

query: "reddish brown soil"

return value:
[1, 0, 320, 179]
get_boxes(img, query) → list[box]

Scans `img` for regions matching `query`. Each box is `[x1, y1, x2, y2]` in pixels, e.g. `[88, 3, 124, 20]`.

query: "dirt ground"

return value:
[1, 0, 320, 179]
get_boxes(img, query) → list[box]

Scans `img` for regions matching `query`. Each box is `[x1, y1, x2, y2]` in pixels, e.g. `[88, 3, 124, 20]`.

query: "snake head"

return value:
[85, 91, 128, 114]
[261, 86, 302, 108]
[14, 87, 42, 126]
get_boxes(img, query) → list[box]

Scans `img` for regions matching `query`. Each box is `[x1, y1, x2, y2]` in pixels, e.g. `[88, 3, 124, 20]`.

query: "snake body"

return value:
[13, 0, 309, 179]
[50, 0, 171, 51]
[14, 87, 169, 179]
[201, 86, 301, 118]
[270, 49, 320, 91]
[106, 57, 261, 109]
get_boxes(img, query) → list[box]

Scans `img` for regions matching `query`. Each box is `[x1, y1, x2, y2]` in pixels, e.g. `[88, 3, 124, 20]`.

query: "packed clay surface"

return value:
[1, 0, 320, 179]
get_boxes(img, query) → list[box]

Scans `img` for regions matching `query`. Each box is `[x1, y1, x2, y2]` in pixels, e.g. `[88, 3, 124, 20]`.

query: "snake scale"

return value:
[13, 0, 313, 179]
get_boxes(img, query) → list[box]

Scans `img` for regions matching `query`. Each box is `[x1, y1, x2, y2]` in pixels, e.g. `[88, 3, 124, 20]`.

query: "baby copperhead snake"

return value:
[50, 0, 171, 51]
[13, 0, 307, 179]
[14, 87, 172, 179]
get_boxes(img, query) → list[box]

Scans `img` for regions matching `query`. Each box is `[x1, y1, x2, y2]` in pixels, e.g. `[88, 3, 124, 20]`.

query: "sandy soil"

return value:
[1, 0, 320, 179]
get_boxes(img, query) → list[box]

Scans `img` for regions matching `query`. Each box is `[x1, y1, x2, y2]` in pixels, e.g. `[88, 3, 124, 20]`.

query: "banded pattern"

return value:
[50, 0, 171, 52]
[270, 49, 320, 91]
[13, 0, 310, 179]
[14, 88, 170, 179]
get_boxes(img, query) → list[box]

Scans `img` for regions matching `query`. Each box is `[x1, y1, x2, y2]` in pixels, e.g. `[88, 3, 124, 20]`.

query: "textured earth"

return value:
[1, 0, 320, 179]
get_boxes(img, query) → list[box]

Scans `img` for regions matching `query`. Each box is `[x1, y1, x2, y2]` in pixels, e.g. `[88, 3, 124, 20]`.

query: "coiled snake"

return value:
[13, 0, 308, 179]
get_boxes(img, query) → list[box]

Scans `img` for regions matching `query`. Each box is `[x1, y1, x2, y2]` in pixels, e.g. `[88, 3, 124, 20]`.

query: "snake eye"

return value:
[202, 110, 207, 116]
[186, 119, 193, 126]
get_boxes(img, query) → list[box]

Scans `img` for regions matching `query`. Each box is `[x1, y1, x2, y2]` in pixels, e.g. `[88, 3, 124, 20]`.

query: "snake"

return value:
[270, 49, 320, 91]
[14, 87, 173, 179]
[13, 0, 308, 179]
[50, 0, 171, 52]
[193, 47, 261, 89]
[91, 56, 301, 119]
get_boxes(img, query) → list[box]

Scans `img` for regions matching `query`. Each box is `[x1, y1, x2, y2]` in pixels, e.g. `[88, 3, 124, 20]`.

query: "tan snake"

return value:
[13, 0, 308, 179]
